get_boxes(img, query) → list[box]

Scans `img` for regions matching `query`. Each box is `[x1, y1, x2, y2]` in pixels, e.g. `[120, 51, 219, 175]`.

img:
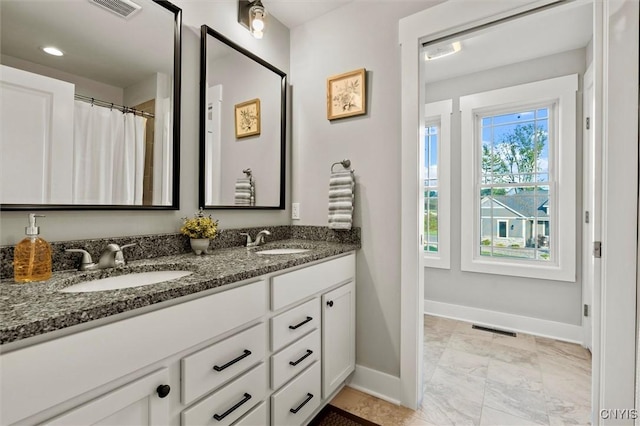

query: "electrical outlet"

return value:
[291, 203, 300, 220]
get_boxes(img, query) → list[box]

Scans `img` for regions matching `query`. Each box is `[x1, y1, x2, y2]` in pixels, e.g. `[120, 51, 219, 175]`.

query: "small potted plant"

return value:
[180, 208, 218, 255]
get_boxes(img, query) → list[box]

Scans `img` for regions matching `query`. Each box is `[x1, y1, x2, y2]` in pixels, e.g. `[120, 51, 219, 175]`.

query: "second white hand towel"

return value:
[328, 170, 355, 230]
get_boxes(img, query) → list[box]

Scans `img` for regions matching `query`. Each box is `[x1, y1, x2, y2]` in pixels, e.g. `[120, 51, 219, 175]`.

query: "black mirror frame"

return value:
[199, 25, 286, 210]
[1, 0, 182, 211]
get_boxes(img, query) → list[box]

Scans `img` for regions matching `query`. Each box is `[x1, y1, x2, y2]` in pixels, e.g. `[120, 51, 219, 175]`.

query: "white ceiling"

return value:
[0, 0, 354, 91]
[1, 0, 592, 91]
[1, 0, 175, 89]
[263, 0, 354, 28]
[422, 1, 593, 83]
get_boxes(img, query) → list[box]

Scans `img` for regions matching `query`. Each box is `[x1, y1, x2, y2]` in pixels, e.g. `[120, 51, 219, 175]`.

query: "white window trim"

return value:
[423, 99, 451, 269]
[460, 74, 577, 282]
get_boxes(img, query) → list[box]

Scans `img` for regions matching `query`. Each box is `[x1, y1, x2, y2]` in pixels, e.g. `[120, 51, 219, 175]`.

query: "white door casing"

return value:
[205, 84, 223, 205]
[582, 64, 597, 352]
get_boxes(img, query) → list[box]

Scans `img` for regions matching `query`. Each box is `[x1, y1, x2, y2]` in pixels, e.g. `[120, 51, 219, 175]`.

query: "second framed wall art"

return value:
[327, 68, 367, 120]
[235, 98, 261, 138]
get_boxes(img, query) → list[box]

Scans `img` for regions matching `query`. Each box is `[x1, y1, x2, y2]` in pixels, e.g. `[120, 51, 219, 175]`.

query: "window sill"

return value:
[461, 256, 575, 282]
[423, 254, 450, 270]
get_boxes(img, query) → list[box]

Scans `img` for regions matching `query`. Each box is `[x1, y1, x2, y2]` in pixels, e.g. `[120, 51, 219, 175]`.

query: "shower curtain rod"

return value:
[74, 94, 155, 119]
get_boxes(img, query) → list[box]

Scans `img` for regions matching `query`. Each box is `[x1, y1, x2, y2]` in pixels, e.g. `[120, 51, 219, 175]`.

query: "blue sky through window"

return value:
[425, 125, 438, 185]
[481, 108, 550, 183]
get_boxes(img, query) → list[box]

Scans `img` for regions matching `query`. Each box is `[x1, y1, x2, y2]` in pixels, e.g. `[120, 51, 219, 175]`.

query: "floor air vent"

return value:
[472, 324, 516, 337]
[89, 0, 141, 19]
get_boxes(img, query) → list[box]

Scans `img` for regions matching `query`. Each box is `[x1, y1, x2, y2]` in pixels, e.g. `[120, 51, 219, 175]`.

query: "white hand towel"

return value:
[235, 177, 255, 205]
[328, 170, 354, 230]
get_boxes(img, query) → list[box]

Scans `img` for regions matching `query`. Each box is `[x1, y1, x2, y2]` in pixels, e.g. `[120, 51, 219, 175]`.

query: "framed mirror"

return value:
[200, 25, 286, 209]
[0, 0, 181, 210]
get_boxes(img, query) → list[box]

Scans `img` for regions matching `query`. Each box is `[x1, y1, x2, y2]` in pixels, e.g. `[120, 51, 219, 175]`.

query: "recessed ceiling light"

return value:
[424, 41, 462, 61]
[42, 46, 64, 57]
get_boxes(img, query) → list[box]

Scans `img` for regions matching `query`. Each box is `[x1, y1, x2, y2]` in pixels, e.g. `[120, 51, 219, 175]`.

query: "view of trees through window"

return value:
[479, 107, 552, 261]
[424, 125, 438, 252]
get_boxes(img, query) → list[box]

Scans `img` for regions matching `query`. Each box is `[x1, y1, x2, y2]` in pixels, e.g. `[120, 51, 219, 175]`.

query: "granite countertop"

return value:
[0, 239, 358, 346]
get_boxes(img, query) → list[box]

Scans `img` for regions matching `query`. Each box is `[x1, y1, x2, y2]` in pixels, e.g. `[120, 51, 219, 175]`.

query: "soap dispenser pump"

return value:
[13, 214, 52, 283]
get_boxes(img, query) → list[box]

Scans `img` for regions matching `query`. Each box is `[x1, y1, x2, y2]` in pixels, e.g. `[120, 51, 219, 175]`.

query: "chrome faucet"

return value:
[240, 230, 271, 247]
[66, 243, 137, 271]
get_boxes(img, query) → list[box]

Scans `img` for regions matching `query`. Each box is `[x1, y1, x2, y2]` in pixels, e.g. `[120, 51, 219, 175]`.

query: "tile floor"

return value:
[330, 315, 592, 426]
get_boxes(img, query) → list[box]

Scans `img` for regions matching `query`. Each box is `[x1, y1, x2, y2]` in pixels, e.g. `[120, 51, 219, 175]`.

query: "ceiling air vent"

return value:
[89, 0, 142, 19]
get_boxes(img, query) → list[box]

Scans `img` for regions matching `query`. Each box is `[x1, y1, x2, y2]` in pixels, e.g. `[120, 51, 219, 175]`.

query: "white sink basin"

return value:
[255, 248, 310, 255]
[60, 270, 193, 293]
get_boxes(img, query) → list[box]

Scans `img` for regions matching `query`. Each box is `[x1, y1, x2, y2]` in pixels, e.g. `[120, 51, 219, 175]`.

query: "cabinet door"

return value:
[321, 281, 356, 399]
[43, 369, 170, 426]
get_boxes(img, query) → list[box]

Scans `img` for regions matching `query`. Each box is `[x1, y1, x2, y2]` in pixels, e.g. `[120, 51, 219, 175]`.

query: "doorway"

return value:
[419, 1, 593, 422]
[399, 0, 638, 417]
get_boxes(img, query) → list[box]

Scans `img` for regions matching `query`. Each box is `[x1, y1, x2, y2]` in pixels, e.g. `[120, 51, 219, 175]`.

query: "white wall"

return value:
[290, 1, 441, 377]
[123, 73, 157, 107]
[1, 54, 124, 103]
[424, 48, 587, 325]
[0, 0, 291, 246]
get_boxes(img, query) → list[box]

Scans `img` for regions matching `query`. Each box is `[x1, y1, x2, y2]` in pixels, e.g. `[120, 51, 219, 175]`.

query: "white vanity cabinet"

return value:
[0, 251, 356, 426]
[269, 253, 356, 425]
[0, 280, 267, 426]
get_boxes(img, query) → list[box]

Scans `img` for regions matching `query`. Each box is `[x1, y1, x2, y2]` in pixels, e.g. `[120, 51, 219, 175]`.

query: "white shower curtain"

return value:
[73, 101, 146, 204]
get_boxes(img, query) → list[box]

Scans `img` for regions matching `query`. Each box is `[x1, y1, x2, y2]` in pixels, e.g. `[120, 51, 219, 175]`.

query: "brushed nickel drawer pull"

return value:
[289, 316, 312, 330]
[213, 349, 252, 372]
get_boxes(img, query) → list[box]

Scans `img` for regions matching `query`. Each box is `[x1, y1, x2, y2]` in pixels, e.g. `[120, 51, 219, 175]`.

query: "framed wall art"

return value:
[327, 68, 366, 120]
[235, 98, 261, 138]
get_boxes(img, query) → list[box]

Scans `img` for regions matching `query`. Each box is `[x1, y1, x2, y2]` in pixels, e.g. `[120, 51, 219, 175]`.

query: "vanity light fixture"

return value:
[42, 46, 64, 56]
[424, 41, 462, 61]
[238, 0, 267, 39]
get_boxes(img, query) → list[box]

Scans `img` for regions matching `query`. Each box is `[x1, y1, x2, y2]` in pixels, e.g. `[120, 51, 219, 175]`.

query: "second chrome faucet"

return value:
[241, 230, 271, 248]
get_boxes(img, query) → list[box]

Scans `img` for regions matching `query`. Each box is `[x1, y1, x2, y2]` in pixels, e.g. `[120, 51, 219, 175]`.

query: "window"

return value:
[422, 99, 452, 269]
[460, 75, 577, 281]
[479, 106, 551, 261]
[424, 124, 439, 253]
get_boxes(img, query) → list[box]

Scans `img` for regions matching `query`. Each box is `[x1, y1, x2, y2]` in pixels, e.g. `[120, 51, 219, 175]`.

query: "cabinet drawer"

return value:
[271, 329, 320, 390]
[182, 323, 266, 405]
[233, 401, 267, 426]
[271, 254, 354, 311]
[270, 299, 319, 352]
[181, 363, 266, 426]
[271, 361, 321, 426]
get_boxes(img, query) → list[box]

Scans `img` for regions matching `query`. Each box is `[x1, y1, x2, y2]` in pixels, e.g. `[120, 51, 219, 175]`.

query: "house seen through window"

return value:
[479, 107, 551, 262]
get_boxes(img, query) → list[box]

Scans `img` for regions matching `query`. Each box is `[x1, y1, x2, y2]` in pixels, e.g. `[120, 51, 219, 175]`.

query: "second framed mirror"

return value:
[199, 25, 286, 209]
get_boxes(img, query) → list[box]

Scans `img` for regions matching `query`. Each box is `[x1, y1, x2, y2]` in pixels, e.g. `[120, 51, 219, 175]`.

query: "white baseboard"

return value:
[347, 364, 401, 405]
[424, 300, 583, 344]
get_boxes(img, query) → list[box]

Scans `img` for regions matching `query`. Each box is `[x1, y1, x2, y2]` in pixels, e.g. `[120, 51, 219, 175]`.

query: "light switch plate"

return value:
[292, 203, 300, 220]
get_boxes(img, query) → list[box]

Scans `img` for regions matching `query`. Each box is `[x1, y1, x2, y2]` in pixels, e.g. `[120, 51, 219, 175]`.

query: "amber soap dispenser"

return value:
[13, 214, 52, 283]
